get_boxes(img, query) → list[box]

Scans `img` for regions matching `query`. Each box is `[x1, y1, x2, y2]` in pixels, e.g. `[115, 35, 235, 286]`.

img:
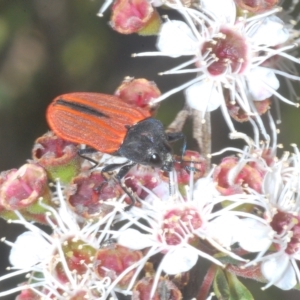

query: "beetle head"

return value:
[118, 118, 174, 172]
[147, 143, 174, 172]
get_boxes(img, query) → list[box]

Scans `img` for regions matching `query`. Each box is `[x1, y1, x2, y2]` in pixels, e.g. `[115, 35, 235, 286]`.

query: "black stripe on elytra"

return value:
[55, 99, 109, 118]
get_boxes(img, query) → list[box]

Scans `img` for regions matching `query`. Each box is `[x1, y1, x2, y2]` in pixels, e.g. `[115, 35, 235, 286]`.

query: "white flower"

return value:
[134, 3, 299, 136]
[236, 146, 300, 290]
[115, 175, 254, 297]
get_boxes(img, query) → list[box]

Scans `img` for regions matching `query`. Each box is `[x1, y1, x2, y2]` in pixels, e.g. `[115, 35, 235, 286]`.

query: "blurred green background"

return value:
[0, 0, 299, 299]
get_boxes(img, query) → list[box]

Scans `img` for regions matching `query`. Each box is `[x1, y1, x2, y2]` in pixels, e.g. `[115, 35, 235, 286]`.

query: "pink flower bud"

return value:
[67, 171, 122, 219]
[227, 97, 271, 122]
[51, 238, 96, 284]
[69, 291, 90, 300]
[32, 132, 80, 184]
[0, 163, 49, 211]
[110, 0, 160, 34]
[94, 243, 143, 288]
[214, 156, 264, 196]
[124, 165, 165, 206]
[115, 77, 161, 115]
[234, 0, 278, 13]
[172, 150, 207, 185]
[132, 277, 182, 300]
[15, 288, 40, 300]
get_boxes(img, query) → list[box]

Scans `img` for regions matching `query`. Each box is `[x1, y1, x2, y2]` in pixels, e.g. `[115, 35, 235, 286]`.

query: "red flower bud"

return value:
[51, 238, 96, 284]
[94, 243, 143, 288]
[0, 163, 49, 211]
[32, 132, 80, 184]
[132, 277, 182, 300]
[115, 77, 161, 115]
[67, 171, 123, 219]
[124, 165, 165, 206]
[110, 0, 160, 34]
[213, 156, 264, 196]
[172, 150, 207, 185]
[15, 288, 40, 300]
[234, 0, 278, 13]
[227, 97, 271, 122]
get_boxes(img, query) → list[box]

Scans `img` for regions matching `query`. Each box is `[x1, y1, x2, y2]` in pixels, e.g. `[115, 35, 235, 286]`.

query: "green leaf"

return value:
[213, 267, 230, 300]
[226, 271, 254, 300]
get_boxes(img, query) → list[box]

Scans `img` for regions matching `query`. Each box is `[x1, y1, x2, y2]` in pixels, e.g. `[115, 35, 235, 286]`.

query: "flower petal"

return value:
[185, 80, 222, 112]
[246, 67, 279, 100]
[156, 20, 198, 57]
[249, 16, 289, 47]
[207, 215, 241, 248]
[117, 228, 154, 250]
[9, 232, 51, 269]
[200, 0, 236, 25]
[237, 218, 273, 252]
[193, 177, 219, 206]
[161, 247, 198, 274]
[261, 254, 296, 290]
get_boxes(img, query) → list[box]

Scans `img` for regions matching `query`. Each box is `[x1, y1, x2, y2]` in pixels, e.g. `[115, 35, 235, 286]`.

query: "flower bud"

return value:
[15, 288, 40, 300]
[67, 171, 123, 219]
[0, 163, 50, 213]
[172, 150, 207, 186]
[115, 77, 161, 115]
[234, 0, 278, 14]
[32, 132, 80, 184]
[213, 156, 264, 196]
[124, 165, 165, 206]
[69, 291, 92, 300]
[226, 96, 271, 122]
[51, 238, 97, 284]
[94, 243, 143, 288]
[132, 277, 182, 300]
[110, 0, 161, 35]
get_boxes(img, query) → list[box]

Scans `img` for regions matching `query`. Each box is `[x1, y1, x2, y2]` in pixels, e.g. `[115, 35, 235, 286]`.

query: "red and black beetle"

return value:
[46, 92, 183, 207]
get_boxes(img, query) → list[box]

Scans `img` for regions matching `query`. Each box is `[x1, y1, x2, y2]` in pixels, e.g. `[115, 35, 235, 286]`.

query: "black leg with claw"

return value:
[101, 161, 137, 210]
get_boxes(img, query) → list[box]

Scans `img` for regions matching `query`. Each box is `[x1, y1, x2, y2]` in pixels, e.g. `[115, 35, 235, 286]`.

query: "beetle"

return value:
[46, 92, 184, 208]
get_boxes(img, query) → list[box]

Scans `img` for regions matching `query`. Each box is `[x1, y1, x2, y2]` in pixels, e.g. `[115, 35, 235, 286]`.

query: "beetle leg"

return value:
[115, 162, 137, 211]
[101, 161, 131, 174]
[78, 147, 99, 168]
[101, 161, 137, 210]
[92, 161, 131, 195]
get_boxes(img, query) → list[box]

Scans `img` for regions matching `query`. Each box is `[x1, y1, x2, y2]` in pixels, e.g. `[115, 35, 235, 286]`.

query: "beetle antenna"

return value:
[172, 157, 204, 173]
